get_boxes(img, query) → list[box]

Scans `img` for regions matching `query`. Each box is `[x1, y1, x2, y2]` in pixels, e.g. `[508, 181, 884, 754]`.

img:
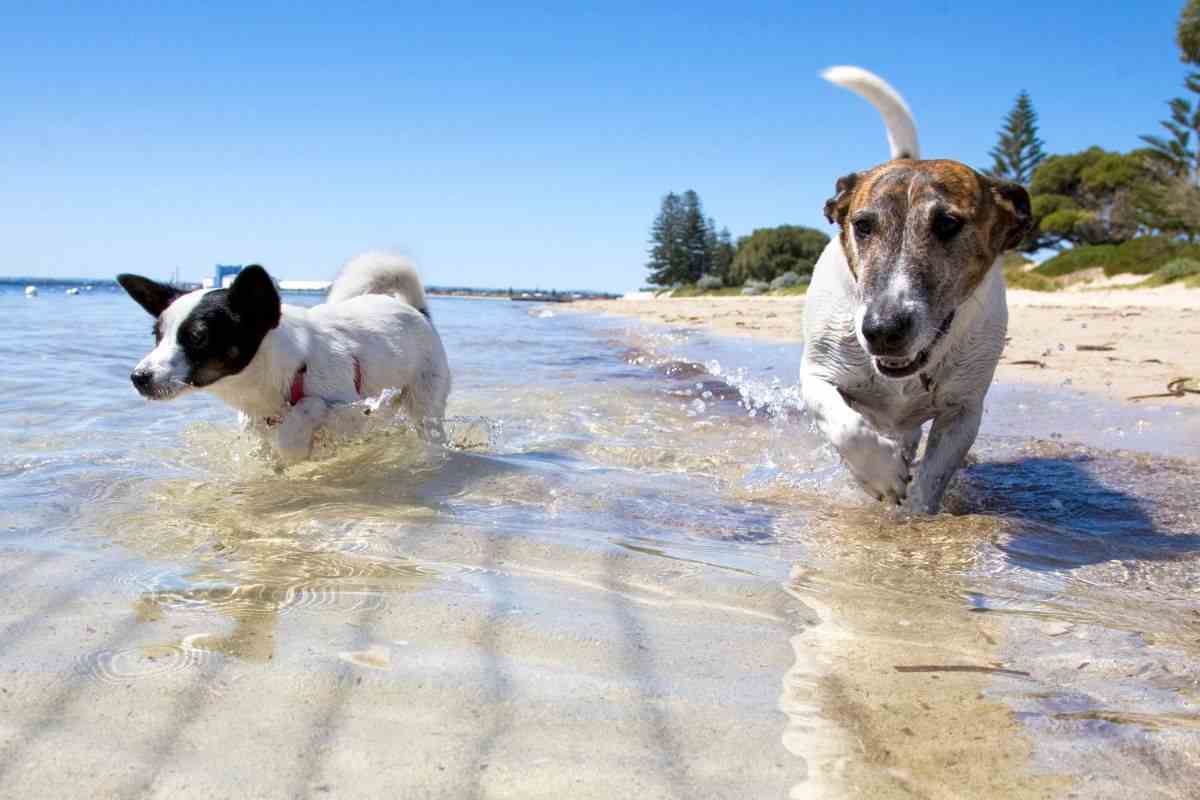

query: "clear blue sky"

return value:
[0, 1, 1184, 291]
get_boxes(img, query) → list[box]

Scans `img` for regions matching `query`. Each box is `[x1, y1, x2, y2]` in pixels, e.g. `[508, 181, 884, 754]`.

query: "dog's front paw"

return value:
[906, 473, 948, 515]
[842, 430, 912, 505]
[272, 397, 327, 464]
[274, 439, 312, 465]
[273, 425, 313, 464]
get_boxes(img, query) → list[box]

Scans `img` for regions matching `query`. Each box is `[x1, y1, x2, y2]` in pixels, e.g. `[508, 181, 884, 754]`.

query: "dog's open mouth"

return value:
[873, 311, 956, 379]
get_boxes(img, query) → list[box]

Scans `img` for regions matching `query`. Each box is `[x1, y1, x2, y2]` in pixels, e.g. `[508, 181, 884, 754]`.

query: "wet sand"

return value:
[0, 515, 803, 799]
[570, 286, 1200, 404]
[774, 508, 1069, 800]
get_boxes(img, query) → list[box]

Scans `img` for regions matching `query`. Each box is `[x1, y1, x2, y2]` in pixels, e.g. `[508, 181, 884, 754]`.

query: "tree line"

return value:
[970, 3, 1199, 252]
[646, 191, 828, 288]
[646, 191, 736, 286]
[648, 4, 1200, 288]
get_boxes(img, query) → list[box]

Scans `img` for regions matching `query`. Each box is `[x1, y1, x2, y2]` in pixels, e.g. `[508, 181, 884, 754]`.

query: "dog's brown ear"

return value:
[986, 179, 1033, 252]
[823, 172, 859, 226]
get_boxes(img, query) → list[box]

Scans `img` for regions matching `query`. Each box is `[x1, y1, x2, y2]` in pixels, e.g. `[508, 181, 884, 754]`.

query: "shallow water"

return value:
[2, 286, 1199, 798]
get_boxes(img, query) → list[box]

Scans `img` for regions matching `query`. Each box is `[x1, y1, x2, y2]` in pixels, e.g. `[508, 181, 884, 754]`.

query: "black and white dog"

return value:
[118, 252, 450, 462]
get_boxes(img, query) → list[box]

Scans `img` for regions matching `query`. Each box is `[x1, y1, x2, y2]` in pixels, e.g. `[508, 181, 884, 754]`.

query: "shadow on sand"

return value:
[962, 452, 1200, 570]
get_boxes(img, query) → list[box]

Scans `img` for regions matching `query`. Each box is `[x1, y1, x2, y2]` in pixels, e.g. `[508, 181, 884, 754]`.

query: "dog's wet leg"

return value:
[274, 396, 328, 463]
[910, 403, 982, 513]
[803, 375, 911, 502]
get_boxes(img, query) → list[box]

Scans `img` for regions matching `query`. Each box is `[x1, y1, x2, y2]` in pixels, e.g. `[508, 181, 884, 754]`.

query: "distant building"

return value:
[201, 264, 245, 289]
[199, 265, 328, 294]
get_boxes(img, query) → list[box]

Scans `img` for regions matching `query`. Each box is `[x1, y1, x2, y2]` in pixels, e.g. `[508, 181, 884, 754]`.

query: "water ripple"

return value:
[74, 641, 212, 685]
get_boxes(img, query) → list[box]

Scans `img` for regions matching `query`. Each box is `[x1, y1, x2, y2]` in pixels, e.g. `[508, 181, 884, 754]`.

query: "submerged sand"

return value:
[4, 292, 1199, 799]
[570, 286, 1200, 405]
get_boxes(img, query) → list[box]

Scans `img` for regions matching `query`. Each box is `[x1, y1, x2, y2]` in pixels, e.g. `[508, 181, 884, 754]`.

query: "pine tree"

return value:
[647, 193, 687, 286]
[712, 227, 735, 282]
[987, 91, 1046, 185]
[1141, 73, 1200, 179]
[1181, 0, 1200, 65]
[704, 216, 719, 266]
[679, 190, 712, 283]
[1140, 4, 1200, 241]
[647, 190, 730, 285]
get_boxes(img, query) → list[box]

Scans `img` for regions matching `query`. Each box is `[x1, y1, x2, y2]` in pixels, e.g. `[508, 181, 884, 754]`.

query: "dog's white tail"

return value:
[326, 251, 430, 316]
[822, 66, 920, 161]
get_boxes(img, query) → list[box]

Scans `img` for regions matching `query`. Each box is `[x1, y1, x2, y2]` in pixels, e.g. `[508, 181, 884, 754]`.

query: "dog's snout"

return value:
[861, 308, 915, 355]
[130, 369, 153, 394]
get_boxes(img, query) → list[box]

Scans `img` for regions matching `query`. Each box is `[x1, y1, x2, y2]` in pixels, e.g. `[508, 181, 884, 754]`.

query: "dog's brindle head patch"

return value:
[823, 159, 1031, 379]
[118, 266, 282, 400]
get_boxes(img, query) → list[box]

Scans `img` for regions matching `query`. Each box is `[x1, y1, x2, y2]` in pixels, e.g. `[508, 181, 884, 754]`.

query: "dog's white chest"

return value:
[839, 373, 943, 434]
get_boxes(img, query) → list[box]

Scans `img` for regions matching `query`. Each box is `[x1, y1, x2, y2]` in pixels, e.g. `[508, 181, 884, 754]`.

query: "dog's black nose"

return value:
[130, 369, 153, 393]
[861, 309, 914, 355]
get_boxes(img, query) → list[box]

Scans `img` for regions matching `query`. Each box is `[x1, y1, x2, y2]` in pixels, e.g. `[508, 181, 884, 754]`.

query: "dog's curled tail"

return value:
[326, 251, 430, 317]
[821, 66, 920, 161]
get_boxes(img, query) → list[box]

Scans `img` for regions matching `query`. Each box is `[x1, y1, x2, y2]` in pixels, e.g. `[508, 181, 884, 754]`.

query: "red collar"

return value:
[286, 357, 362, 407]
[288, 364, 307, 406]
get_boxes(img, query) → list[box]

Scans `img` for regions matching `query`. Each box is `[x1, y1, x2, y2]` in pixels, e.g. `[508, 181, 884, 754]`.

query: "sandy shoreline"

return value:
[569, 287, 1200, 405]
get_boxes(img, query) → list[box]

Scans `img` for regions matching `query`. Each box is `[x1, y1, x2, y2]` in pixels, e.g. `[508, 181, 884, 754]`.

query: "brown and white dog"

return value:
[801, 67, 1032, 513]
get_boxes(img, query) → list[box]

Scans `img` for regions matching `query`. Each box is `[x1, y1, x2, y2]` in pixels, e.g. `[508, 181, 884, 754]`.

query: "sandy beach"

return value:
[570, 286, 1200, 405]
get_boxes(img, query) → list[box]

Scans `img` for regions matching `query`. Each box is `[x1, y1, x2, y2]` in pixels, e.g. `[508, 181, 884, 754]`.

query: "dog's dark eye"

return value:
[187, 327, 209, 349]
[932, 212, 963, 242]
[853, 218, 875, 239]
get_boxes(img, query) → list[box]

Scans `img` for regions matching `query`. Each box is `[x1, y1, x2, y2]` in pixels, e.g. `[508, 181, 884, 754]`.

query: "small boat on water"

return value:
[24, 285, 37, 297]
[66, 287, 80, 295]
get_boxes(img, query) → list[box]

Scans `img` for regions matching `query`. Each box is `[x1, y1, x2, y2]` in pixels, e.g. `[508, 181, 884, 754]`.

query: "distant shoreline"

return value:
[1, 278, 617, 301]
[427, 292, 507, 301]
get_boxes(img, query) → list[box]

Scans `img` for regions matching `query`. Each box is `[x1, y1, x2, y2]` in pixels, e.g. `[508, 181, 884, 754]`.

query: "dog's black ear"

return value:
[823, 172, 859, 226]
[228, 265, 282, 331]
[987, 178, 1033, 252]
[117, 274, 182, 317]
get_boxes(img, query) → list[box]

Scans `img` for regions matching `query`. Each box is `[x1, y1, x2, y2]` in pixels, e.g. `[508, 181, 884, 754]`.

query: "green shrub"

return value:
[1035, 236, 1200, 278]
[1156, 257, 1200, 281]
[1104, 237, 1196, 276]
[1005, 269, 1058, 291]
[1137, 257, 1200, 288]
[1001, 250, 1056, 291]
[1001, 251, 1032, 271]
[696, 273, 724, 290]
[741, 280, 768, 296]
[1034, 244, 1117, 277]
[729, 226, 829, 284]
[769, 271, 803, 290]
[670, 283, 741, 298]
